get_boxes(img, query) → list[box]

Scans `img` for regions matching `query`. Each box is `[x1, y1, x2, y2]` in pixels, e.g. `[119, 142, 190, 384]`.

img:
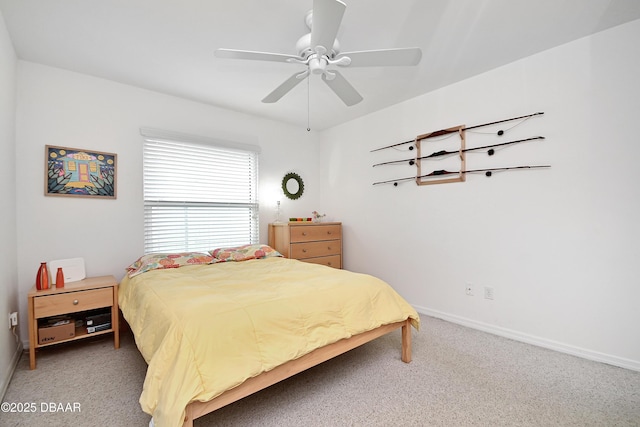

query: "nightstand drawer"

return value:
[290, 240, 341, 259]
[33, 287, 113, 319]
[290, 224, 341, 242]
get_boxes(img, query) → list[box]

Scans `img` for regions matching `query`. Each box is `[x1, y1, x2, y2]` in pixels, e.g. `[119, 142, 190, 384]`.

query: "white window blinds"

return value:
[142, 131, 259, 253]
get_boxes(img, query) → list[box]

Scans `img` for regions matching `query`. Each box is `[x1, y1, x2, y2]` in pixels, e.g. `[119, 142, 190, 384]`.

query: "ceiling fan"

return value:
[214, 0, 422, 106]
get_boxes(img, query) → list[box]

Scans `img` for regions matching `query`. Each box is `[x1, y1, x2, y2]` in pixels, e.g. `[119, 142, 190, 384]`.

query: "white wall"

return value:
[319, 20, 640, 370]
[0, 9, 20, 397]
[14, 62, 322, 345]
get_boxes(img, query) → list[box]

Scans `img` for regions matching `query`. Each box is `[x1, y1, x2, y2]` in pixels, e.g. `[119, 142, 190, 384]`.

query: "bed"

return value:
[119, 245, 420, 427]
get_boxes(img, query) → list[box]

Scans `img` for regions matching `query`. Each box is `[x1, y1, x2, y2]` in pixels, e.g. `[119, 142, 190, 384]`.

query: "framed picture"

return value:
[45, 145, 117, 199]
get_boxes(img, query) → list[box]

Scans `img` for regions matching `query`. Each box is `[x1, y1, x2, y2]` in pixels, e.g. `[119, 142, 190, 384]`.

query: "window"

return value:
[141, 129, 260, 253]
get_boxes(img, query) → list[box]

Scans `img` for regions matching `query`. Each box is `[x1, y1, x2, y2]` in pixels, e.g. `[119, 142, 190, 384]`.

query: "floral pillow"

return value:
[126, 252, 215, 278]
[210, 244, 282, 262]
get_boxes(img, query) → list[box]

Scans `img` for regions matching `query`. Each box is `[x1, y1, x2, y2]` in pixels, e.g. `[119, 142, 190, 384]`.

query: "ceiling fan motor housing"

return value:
[296, 32, 340, 59]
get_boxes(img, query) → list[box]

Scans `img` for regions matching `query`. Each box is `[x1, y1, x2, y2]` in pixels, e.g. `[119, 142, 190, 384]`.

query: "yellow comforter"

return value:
[119, 257, 419, 427]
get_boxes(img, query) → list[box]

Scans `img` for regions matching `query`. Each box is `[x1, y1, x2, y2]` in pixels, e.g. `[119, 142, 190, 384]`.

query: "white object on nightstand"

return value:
[48, 258, 86, 284]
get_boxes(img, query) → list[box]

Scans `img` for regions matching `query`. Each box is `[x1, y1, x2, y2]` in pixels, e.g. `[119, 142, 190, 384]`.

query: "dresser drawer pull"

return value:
[302, 232, 307, 236]
[302, 249, 307, 253]
[327, 231, 332, 235]
[73, 299, 79, 305]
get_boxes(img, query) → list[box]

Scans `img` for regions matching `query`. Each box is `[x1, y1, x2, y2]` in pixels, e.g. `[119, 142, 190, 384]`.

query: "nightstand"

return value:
[27, 275, 119, 370]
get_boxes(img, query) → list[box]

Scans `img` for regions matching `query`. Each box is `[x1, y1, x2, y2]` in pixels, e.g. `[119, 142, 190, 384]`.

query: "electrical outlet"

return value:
[484, 286, 494, 300]
[9, 312, 18, 328]
[465, 284, 474, 296]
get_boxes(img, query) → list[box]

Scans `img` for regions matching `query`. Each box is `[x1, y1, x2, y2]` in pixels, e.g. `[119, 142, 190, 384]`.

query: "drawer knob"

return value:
[327, 246, 331, 250]
[302, 232, 307, 236]
[327, 231, 332, 235]
[302, 249, 307, 253]
[73, 299, 79, 305]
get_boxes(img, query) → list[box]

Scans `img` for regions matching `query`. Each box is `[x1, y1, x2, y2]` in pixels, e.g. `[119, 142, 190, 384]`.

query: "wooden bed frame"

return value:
[182, 318, 413, 427]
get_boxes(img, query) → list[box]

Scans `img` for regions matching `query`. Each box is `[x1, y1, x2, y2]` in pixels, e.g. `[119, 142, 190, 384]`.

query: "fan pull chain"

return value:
[307, 77, 311, 131]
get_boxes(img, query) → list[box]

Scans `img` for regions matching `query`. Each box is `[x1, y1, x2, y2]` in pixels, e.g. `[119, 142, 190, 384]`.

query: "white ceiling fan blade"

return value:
[262, 72, 306, 103]
[321, 70, 363, 106]
[310, 0, 346, 52]
[215, 48, 300, 63]
[339, 47, 422, 67]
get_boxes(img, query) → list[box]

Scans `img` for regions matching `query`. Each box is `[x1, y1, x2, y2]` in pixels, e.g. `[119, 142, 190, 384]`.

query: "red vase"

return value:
[56, 267, 65, 288]
[36, 262, 49, 291]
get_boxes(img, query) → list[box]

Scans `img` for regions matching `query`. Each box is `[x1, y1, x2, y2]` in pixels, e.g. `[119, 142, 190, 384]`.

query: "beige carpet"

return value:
[2, 315, 639, 426]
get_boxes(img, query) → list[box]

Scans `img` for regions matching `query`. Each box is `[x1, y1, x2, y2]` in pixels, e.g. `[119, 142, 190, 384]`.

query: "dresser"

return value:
[268, 222, 342, 269]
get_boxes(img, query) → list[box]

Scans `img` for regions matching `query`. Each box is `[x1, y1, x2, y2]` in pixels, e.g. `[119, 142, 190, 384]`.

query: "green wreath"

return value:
[282, 172, 304, 200]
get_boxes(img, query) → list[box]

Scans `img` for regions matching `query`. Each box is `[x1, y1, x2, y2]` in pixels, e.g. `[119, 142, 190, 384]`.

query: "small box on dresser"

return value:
[268, 222, 342, 269]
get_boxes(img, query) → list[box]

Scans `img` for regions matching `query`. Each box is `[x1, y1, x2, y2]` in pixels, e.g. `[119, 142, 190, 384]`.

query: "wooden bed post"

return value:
[401, 318, 412, 363]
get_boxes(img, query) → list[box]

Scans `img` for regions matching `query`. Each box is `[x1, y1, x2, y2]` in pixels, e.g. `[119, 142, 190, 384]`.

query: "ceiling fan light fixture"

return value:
[309, 56, 327, 74]
[329, 55, 351, 66]
[323, 70, 336, 81]
[296, 70, 310, 80]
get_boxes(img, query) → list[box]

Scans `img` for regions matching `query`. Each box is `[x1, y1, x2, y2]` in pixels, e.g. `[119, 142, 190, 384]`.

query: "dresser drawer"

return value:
[291, 240, 341, 259]
[302, 255, 342, 269]
[33, 287, 113, 319]
[290, 224, 341, 242]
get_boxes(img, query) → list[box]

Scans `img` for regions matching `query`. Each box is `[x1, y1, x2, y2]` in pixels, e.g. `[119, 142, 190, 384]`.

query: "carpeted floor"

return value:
[2, 315, 639, 426]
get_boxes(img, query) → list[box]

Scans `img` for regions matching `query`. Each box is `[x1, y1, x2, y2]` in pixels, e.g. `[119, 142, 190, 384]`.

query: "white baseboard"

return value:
[1, 336, 23, 400]
[416, 305, 640, 373]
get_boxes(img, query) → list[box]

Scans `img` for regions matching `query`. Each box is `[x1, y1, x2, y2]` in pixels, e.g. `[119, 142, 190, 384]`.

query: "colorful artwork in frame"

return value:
[45, 145, 117, 199]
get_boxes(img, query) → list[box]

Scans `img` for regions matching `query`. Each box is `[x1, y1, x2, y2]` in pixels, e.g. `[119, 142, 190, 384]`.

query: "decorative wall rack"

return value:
[371, 111, 549, 186]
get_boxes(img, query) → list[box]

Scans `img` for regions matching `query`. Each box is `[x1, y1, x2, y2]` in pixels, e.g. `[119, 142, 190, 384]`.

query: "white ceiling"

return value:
[2, 0, 640, 130]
